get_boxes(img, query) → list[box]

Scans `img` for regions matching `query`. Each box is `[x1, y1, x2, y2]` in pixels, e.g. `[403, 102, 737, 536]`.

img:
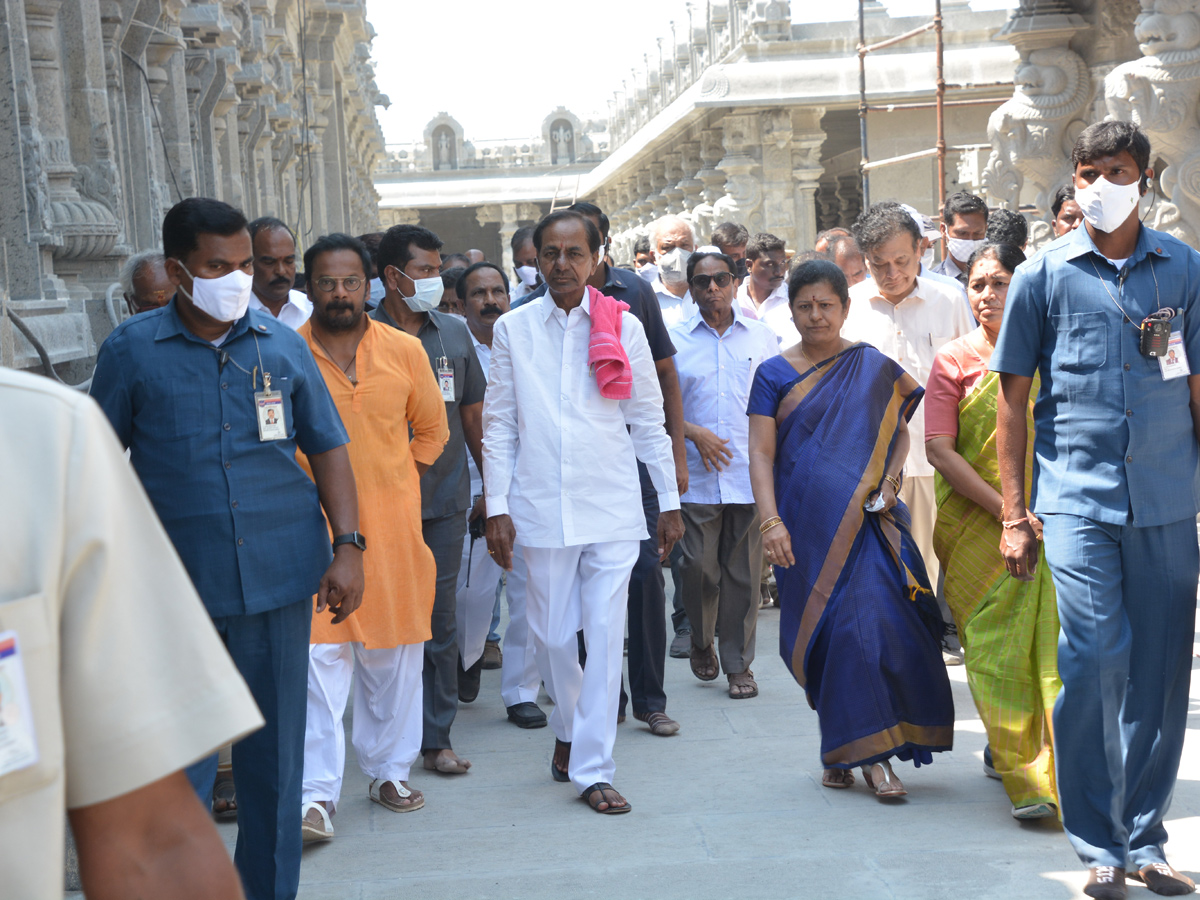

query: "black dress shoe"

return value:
[506, 701, 548, 728]
[1084, 866, 1126, 900]
[458, 655, 483, 703]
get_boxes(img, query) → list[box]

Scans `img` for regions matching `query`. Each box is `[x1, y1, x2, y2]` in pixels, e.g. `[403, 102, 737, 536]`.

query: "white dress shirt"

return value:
[736, 280, 788, 320]
[650, 277, 697, 328]
[841, 274, 974, 478]
[669, 305, 779, 505]
[483, 292, 679, 548]
[249, 288, 312, 331]
[466, 328, 492, 488]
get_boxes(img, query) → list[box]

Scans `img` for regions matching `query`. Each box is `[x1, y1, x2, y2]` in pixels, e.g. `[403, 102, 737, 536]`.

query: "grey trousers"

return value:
[422, 512, 468, 752]
[679, 502, 761, 675]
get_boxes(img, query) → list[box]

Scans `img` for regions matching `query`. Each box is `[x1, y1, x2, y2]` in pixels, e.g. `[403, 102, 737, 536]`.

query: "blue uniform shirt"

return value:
[991, 223, 1200, 527]
[89, 299, 349, 617]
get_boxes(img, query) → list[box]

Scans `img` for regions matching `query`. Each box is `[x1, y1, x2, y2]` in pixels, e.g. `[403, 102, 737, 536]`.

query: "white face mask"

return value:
[1075, 175, 1142, 234]
[946, 237, 987, 264]
[177, 263, 253, 323]
[395, 271, 443, 312]
[657, 247, 692, 286]
[636, 263, 658, 283]
[515, 265, 539, 287]
[921, 247, 934, 271]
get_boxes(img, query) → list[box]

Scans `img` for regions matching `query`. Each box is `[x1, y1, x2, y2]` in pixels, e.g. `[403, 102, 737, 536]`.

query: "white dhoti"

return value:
[522, 540, 639, 794]
[499, 549, 540, 708]
[302, 641, 423, 810]
[456, 517, 541, 706]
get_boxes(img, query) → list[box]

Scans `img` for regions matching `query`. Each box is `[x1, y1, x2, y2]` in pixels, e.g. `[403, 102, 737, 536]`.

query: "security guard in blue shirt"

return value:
[91, 198, 364, 900]
[992, 122, 1199, 900]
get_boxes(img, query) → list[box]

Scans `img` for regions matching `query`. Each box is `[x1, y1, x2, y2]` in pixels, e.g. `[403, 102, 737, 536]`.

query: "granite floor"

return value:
[202, 594, 1200, 900]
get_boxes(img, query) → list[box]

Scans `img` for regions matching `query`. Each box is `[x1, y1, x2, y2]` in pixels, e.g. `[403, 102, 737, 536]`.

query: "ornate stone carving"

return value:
[1105, 0, 1200, 244]
[982, 46, 1092, 213]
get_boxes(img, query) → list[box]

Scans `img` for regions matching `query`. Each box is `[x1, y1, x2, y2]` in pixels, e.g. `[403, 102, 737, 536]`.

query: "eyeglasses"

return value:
[689, 272, 734, 290]
[314, 276, 364, 293]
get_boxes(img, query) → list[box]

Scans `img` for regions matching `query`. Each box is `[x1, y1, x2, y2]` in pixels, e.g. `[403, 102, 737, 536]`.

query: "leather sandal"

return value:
[727, 670, 758, 699]
[301, 801, 334, 842]
[581, 782, 631, 814]
[551, 739, 571, 783]
[860, 760, 907, 799]
[368, 779, 424, 813]
[689, 643, 719, 681]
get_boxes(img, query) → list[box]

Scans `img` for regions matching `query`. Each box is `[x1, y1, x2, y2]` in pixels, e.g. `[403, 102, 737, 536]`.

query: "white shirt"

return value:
[466, 327, 492, 491]
[249, 288, 312, 331]
[483, 292, 679, 548]
[841, 275, 974, 477]
[669, 306, 779, 505]
[737, 280, 788, 320]
[650, 276, 697, 328]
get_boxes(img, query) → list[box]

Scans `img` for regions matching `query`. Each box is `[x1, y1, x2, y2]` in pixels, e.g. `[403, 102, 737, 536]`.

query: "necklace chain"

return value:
[312, 331, 360, 384]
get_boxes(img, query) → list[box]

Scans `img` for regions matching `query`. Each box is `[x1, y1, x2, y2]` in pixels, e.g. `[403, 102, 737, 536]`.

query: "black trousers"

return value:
[620, 462, 668, 715]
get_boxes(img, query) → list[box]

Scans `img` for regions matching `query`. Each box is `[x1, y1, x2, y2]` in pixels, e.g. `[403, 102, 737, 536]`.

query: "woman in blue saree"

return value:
[748, 260, 954, 799]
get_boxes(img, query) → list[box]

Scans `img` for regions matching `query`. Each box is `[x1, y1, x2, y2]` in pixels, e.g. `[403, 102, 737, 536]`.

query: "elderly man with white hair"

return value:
[118, 250, 172, 318]
[648, 215, 698, 328]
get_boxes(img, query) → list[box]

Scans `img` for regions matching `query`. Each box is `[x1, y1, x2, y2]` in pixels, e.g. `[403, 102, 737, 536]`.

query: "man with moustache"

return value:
[296, 233, 449, 841]
[89, 198, 363, 900]
[484, 210, 682, 813]
[452, 262, 547, 727]
[248, 217, 312, 329]
[519, 202, 688, 736]
[739, 232, 794, 346]
[371, 224, 486, 776]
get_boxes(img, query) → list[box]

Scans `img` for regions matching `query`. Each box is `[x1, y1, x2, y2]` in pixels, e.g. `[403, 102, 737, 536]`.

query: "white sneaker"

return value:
[1012, 802, 1057, 820]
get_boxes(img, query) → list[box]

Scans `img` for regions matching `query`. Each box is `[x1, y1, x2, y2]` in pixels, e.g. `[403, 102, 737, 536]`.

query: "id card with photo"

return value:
[255, 390, 288, 440]
[1158, 332, 1191, 380]
[0, 631, 39, 779]
[437, 358, 455, 402]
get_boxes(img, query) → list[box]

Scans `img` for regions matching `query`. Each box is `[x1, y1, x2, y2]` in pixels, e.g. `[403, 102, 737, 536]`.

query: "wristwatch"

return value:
[332, 531, 367, 552]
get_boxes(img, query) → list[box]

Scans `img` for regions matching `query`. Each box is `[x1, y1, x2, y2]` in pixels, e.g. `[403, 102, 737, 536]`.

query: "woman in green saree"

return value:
[925, 243, 1060, 821]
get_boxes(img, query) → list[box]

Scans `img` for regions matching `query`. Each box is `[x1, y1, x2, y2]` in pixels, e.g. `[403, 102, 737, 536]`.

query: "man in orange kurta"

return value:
[293, 234, 448, 841]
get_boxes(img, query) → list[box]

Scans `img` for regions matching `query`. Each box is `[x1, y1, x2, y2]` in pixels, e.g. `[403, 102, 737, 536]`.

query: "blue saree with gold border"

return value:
[747, 343, 955, 769]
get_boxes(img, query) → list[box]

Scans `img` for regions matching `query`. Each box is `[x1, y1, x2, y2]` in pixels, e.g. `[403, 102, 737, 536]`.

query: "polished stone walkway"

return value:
[210, 598, 1200, 900]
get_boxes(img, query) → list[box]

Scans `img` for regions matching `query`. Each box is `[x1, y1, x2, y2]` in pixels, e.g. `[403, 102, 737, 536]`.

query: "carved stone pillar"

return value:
[980, 3, 1090, 223]
[381, 207, 420, 229]
[690, 128, 727, 240]
[660, 152, 685, 216]
[1105, 2, 1200, 245]
[759, 108, 796, 246]
[648, 161, 669, 219]
[713, 114, 763, 234]
[789, 108, 826, 253]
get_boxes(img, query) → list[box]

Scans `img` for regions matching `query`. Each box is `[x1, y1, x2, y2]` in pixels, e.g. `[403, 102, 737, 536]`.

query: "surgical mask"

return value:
[396, 272, 443, 312]
[177, 263, 252, 323]
[515, 265, 539, 287]
[636, 263, 658, 283]
[921, 247, 934, 270]
[657, 247, 692, 286]
[1075, 175, 1142, 233]
[946, 237, 987, 264]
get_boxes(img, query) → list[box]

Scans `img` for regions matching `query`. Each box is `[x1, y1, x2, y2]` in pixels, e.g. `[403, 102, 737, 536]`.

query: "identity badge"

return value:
[255, 371, 287, 441]
[1158, 331, 1191, 380]
[0, 631, 39, 779]
[437, 357, 455, 402]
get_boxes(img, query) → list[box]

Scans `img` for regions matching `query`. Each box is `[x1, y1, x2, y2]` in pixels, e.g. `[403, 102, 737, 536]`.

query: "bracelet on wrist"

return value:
[884, 474, 901, 493]
[759, 516, 783, 535]
[1001, 518, 1031, 530]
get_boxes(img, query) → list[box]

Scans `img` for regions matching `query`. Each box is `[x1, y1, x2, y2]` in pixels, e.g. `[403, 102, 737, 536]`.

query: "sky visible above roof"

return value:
[367, 0, 1016, 148]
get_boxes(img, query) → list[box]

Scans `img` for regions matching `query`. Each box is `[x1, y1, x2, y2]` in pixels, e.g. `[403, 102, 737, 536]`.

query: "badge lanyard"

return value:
[214, 332, 288, 441]
[432, 325, 455, 402]
[1086, 254, 1185, 378]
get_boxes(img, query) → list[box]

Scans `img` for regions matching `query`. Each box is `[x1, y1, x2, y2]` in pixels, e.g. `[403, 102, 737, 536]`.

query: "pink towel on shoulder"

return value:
[586, 285, 632, 400]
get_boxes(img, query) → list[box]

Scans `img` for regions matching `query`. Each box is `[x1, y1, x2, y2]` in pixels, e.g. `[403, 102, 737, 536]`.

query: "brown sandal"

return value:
[689, 644, 719, 681]
[727, 670, 758, 699]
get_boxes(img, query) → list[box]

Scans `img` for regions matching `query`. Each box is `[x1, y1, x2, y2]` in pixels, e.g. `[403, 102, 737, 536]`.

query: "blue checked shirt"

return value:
[90, 299, 349, 617]
[990, 223, 1200, 527]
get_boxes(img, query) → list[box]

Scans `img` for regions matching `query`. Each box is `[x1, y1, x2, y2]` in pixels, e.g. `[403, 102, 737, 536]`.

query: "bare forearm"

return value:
[749, 451, 778, 519]
[927, 438, 1004, 520]
[887, 423, 909, 482]
[996, 374, 1033, 517]
[70, 772, 245, 900]
[308, 444, 359, 535]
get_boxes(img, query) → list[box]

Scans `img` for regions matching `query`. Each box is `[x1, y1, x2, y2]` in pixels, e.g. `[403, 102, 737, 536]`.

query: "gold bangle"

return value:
[884, 474, 901, 493]
[759, 516, 783, 534]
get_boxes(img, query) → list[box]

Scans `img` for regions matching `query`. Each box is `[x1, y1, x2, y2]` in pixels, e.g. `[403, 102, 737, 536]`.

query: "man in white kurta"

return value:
[841, 203, 974, 656]
[483, 211, 681, 813]
[454, 262, 546, 728]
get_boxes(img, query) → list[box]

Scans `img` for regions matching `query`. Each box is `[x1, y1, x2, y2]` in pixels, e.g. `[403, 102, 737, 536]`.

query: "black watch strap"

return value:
[332, 531, 366, 552]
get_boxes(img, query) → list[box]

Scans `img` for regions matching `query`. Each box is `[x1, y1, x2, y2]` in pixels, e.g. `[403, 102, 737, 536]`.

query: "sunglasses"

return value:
[689, 272, 734, 290]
